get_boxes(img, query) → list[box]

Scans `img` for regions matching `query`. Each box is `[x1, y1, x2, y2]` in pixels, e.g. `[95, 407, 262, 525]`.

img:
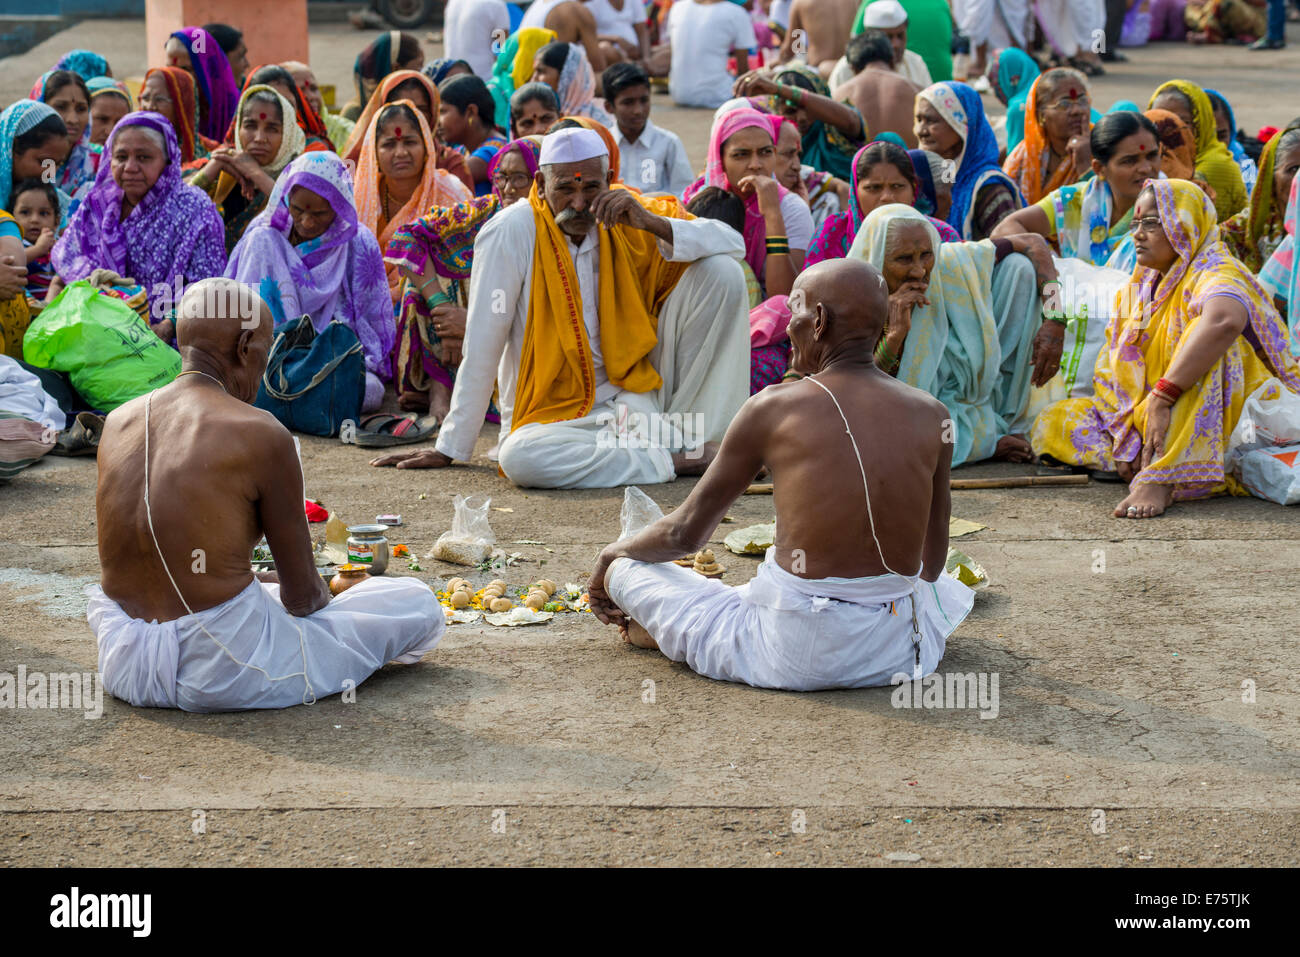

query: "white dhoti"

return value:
[954, 0, 1031, 49]
[606, 549, 975, 691]
[1035, 0, 1105, 57]
[498, 253, 750, 489]
[87, 576, 444, 712]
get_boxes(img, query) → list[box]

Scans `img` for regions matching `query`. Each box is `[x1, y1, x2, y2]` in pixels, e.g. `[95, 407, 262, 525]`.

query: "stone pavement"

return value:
[1, 19, 1299, 866]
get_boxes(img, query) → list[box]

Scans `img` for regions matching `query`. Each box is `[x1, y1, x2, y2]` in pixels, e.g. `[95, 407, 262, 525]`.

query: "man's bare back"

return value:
[543, 0, 608, 74]
[784, 0, 862, 73]
[747, 369, 948, 579]
[588, 259, 954, 630]
[96, 280, 328, 624]
[834, 66, 920, 148]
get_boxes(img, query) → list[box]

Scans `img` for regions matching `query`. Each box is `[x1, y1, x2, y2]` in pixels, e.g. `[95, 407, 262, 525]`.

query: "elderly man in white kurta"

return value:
[371, 127, 751, 489]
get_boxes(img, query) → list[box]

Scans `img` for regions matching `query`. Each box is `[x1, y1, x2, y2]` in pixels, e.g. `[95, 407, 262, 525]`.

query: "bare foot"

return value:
[1113, 482, 1173, 519]
[397, 389, 429, 413]
[994, 434, 1034, 463]
[672, 441, 721, 477]
[621, 619, 659, 650]
[427, 380, 452, 423]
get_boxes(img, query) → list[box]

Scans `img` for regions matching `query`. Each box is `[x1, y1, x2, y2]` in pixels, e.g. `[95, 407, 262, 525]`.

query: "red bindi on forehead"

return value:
[259, 112, 266, 120]
[394, 126, 402, 136]
[1062, 85, 1084, 100]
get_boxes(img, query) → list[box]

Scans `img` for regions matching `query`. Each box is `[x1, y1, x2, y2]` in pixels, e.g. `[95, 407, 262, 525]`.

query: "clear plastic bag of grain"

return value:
[429, 493, 496, 565]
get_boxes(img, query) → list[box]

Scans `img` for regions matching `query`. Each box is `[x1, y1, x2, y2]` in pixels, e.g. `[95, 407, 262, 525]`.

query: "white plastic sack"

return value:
[1026, 258, 1129, 424]
[1224, 378, 1300, 504]
[1235, 445, 1300, 505]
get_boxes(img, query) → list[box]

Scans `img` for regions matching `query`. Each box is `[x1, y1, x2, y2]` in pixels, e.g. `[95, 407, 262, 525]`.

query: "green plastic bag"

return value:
[23, 281, 179, 411]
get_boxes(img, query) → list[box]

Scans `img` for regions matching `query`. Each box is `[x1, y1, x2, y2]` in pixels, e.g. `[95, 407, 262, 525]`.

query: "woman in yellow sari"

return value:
[1147, 80, 1247, 221]
[1032, 179, 1300, 518]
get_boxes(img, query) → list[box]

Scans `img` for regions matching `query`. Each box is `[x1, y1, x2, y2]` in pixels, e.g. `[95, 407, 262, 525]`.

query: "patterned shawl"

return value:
[555, 44, 612, 125]
[144, 67, 206, 163]
[917, 82, 1021, 239]
[1004, 73, 1092, 206]
[423, 58, 470, 85]
[170, 27, 240, 142]
[51, 111, 226, 292]
[343, 69, 441, 164]
[1223, 124, 1296, 273]
[228, 66, 331, 145]
[770, 62, 863, 181]
[807, 143, 957, 265]
[386, 137, 543, 282]
[1085, 178, 1300, 486]
[231, 85, 306, 176]
[88, 76, 133, 111]
[1145, 108, 1196, 181]
[995, 47, 1039, 154]
[1046, 176, 1136, 271]
[683, 108, 789, 284]
[1147, 80, 1247, 222]
[0, 100, 72, 221]
[225, 151, 394, 379]
[54, 49, 109, 82]
[487, 27, 557, 133]
[352, 97, 474, 303]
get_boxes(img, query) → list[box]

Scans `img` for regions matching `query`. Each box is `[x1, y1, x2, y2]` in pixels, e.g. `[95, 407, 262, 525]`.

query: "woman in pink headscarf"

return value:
[683, 107, 813, 298]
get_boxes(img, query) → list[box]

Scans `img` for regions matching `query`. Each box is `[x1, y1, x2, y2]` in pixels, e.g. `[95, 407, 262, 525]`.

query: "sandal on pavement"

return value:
[351, 412, 439, 448]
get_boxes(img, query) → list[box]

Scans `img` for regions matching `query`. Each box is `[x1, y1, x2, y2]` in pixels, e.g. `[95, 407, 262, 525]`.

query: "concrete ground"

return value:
[2, 21, 1300, 867]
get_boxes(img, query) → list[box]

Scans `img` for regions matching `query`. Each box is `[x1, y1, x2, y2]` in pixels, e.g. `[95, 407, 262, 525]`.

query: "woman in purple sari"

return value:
[225, 151, 394, 412]
[50, 111, 226, 342]
[164, 26, 240, 143]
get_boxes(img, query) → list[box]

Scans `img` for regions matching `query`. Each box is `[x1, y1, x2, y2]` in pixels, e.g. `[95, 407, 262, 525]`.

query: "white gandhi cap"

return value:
[538, 127, 609, 166]
[863, 0, 907, 28]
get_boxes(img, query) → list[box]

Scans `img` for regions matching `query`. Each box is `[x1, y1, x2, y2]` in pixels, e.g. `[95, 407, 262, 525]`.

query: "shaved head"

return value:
[787, 259, 890, 375]
[175, 278, 273, 403]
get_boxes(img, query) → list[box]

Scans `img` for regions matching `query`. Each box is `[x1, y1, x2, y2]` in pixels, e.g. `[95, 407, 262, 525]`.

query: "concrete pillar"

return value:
[145, 0, 309, 72]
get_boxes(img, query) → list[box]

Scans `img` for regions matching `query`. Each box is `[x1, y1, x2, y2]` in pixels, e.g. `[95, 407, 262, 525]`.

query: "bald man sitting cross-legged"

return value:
[88, 278, 443, 712]
[586, 259, 975, 691]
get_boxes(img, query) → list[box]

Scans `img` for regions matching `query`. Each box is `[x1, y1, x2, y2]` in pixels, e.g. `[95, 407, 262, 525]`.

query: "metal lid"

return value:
[347, 524, 389, 535]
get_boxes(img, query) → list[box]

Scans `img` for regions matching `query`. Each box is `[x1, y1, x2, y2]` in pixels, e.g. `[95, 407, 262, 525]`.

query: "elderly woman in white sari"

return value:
[847, 203, 1065, 465]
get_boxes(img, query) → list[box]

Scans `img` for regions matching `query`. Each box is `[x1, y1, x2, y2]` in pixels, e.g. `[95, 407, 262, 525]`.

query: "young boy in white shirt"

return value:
[602, 62, 695, 197]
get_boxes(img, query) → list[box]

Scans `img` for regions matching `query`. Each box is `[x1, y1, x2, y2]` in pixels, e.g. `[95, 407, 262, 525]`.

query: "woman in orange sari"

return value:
[138, 66, 219, 165]
[1003, 68, 1094, 207]
[352, 99, 473, 306]
[342, 70, 473, 192]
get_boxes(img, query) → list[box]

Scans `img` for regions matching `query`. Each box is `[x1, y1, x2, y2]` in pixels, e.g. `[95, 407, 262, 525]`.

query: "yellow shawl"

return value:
[1148, 80, 1247, 222]
[513, 184, 693, 431]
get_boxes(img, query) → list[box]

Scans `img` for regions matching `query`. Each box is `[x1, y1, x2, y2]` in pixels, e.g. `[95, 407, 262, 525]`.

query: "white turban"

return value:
[539, 127, 608, 166]
[863, 0, 908, 29]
